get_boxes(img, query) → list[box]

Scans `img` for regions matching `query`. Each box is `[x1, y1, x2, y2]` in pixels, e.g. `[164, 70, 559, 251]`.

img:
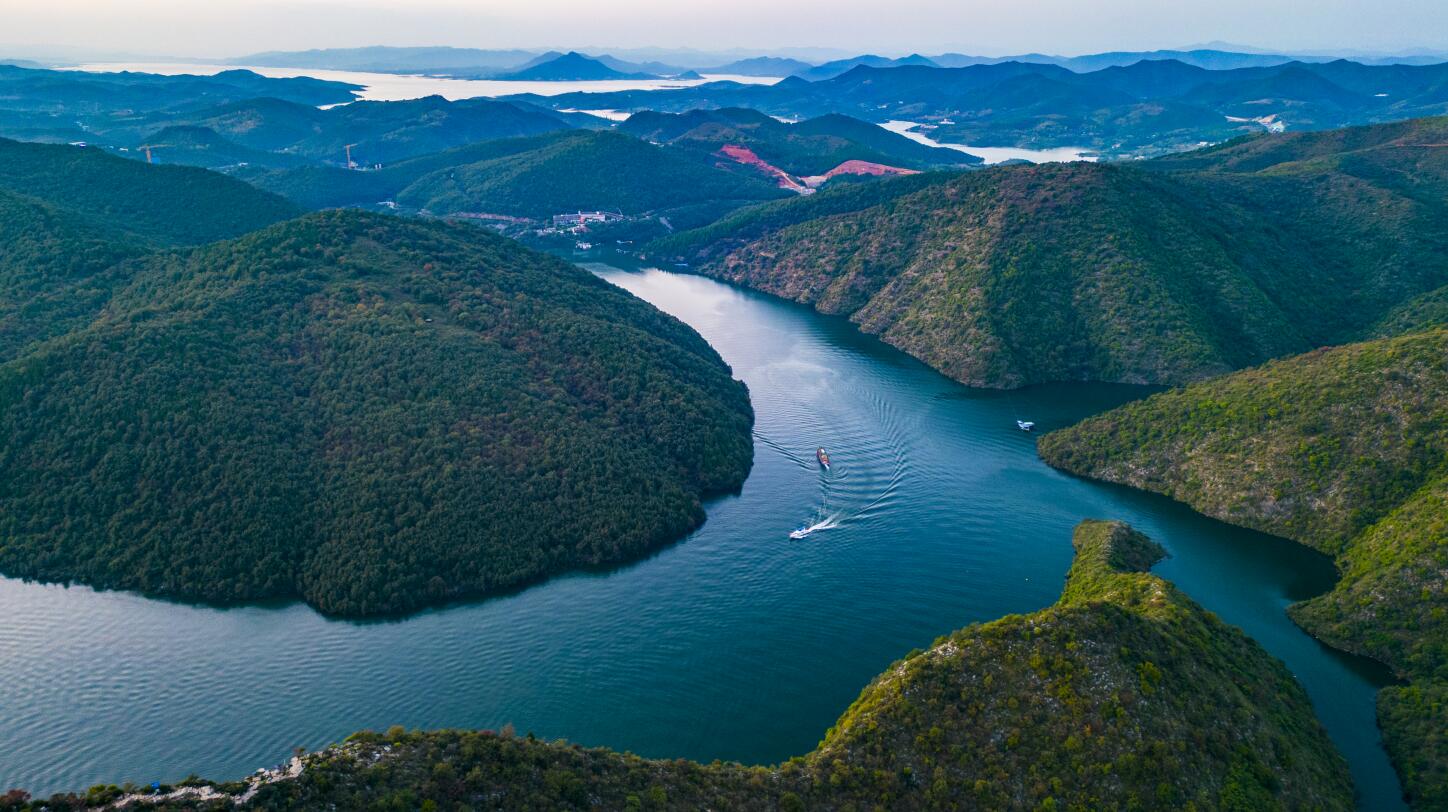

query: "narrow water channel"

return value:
[0, 262, 1401, 808]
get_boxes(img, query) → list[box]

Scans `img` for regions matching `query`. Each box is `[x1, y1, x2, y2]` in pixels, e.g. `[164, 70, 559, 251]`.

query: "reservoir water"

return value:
[0, 263, 1401, 808]
[880, 119, 1097, 164]
[64, 63, 781, 102]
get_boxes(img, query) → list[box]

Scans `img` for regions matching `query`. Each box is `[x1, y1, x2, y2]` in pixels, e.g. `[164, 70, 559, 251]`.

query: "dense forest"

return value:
[0, 210, 754, 616]
[0, 138, 299, 246]
[652, 116, 1448, 388]
[133, 95, 580, 165]
[1039, 329, 1448, 809]
[0, 139, 300, 360]
[15, 522, 1351, 811]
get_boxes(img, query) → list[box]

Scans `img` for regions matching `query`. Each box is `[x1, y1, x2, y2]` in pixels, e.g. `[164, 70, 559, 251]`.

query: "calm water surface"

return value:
[0, 264, 1400, 808]
[64, 63, 780, 101]
[880, 119, 1097, 164]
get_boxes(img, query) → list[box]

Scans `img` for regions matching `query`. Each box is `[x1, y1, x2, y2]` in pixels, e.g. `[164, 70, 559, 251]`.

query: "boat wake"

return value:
[789, 516, 840, 540]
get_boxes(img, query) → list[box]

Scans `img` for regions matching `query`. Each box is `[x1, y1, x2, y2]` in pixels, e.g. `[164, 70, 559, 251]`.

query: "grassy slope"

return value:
[650, 117, 1448, 389]
[0, 210, 753, 616]
[660, 163, 1312, 387]
[46, 522, 1350, 811]
[1038, 330, 1448, 809]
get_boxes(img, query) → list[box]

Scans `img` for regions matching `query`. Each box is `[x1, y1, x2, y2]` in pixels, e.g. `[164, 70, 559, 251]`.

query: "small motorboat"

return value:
[817, 447, 831, 469]
[1017, 420, 1036, 432]
[789, 526, 812, 540]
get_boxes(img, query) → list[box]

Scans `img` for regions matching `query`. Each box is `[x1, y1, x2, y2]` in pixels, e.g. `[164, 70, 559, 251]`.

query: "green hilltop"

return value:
[0, 208, 753, 617]
[651, 116, 1448, 388]
[1039, 329, 1448, 809]
[0, 138, 299, 247]
[37, 522, 1351, 811]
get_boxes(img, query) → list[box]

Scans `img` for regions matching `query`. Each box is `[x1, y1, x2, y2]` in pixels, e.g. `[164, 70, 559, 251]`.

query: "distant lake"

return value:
[63, 63, 781, 102]
[881, 119, 1097, 164]
[0, 262, 1402, 810]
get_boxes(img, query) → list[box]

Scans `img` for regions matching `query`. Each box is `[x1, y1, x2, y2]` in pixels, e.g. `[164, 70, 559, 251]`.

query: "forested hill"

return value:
[34, 522, 1351, 811]
[617, 107, 980, 175]
[246, 129, 789, 220]
[0, 210, 754, 616]
[391, 130, 789, 217]
[0, 138, 299, 245]
[652, 116, 1448, 388]
[0, 139, 299, 361]
[1039, 329, 1448, 808]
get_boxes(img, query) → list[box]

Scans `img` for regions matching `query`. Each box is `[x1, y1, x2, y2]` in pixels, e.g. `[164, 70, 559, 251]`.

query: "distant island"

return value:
[495, 51, 663, 81]
[20, 522, 1353, 811]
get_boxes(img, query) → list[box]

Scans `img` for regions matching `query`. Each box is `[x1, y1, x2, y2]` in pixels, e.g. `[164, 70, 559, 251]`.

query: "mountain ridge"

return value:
[650, 116, 1448, 389]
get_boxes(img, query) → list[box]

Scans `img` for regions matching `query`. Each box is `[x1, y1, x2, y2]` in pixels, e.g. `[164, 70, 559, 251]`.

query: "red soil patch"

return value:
[716, 144, 811, 193]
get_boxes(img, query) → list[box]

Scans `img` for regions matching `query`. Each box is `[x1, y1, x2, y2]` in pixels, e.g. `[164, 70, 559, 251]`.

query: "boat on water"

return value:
[1017, 420, 1036, 432]
[817, 447, 830, 469]
[789, 526, 812, 540]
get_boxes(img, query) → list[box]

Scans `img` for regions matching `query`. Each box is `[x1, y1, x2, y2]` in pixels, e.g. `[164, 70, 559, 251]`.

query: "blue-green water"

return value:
[0, 264, 1401, 808]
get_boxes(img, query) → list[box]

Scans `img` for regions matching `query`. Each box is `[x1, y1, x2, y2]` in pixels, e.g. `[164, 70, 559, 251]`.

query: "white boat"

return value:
[789, 527, 812, 540]
[1017, 420, 1036, 432]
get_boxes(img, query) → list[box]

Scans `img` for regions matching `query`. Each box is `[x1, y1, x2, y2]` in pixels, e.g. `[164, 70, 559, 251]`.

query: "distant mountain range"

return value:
[9, 56, 1448, 168]
[221, 44, 1448, 80]
[515, 58, 1448, 157]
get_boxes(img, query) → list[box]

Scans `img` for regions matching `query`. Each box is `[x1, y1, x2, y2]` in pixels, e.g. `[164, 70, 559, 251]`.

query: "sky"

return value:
[3, 0, 1447, 60]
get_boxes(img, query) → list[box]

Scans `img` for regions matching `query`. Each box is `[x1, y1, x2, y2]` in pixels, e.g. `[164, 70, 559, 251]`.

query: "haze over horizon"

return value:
[3, 0, 1448, 62]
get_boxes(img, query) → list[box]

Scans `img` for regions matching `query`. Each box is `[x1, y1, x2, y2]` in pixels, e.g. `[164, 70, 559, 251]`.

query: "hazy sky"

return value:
[3, 0, 1446, 59]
